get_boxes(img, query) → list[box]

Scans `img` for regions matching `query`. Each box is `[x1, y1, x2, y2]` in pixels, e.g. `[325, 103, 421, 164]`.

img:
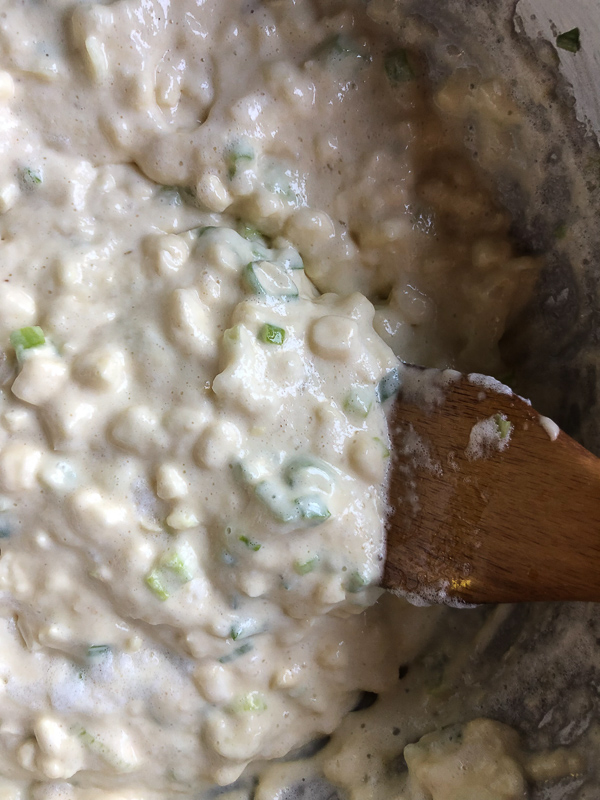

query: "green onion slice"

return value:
[239, 535, 261, 551]
[376, 367, 401, 403]
[258, 323, 286, 345]
[295, 495, 331, 525]
[556, 28, 581, 53]
[294, 556, 319, 576]
[219, 642, 253, 664]
[226, 139, 255, 179]
[87, 645, 111, 658]
[494, 413, 512, 440]
[244, 261, 299, 300]
[10, 326, 45, 363]
[384, 49, 415, 84]
[229, 691, 267, 713]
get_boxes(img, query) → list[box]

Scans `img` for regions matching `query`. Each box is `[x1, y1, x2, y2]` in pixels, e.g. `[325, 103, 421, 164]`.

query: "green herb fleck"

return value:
[346, 570, 369, 593]
[238, 222, 267, 244]
[294, 556, 319, 576]
[223, 325, 241, 345]
[295, 495, 331, 525]
[20, 167, 42, 189]
[159, 186, 183, 206]
[145, 571, 170, 601]
[194, 225, 218, 237]
[259, 323, 286, 346]
[229, 691, 267, 713]
[219, 642, 253, 664]
[226, 140, 255, 179]
[159, 185, 195, 206]
[145, 545, 197, 600]
[373, 436, 391, 458]
[344, 386, 373, 418]
[87, 645, 111, 658]
[279, 247, 304, 271]
[10, 326, 45, 362]
[384, 49, 414, 84]
[376, 367, 401, 403]
[239, 535, 261, 552]
[494, 413, 512, 440]
[312, 34, 365, 66]
[556, 28, 581, 53]
[162, 551, 195, 582]
[243, 261, 299, 300]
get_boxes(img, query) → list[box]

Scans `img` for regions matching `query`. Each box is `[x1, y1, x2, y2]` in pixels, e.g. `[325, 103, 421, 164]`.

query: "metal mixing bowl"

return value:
[293, 2, 600, 797]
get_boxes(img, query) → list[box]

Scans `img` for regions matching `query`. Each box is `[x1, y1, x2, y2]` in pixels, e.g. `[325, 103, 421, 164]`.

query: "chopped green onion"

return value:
[223, 325, 241, 345]
[263, 162, 302, 205]
[20, 167, 42, 189]
[78, 729, 96, 747]
[284, 456, 333, 492]
[258, 323, 286, 346]
[295, 495, 331, 525]
[344, 386, 374, 418]
[10, 326, 45, 363]
[373, 436, 391, 458]
[384, 49, 415, 84]
[346, 570, 369, 593]
[230, 461, 252, 484]
[312, 34, 365, 67]
[226, 139, 255, 179]
[159, 185, 196, 206]
[145, 570, 170, 601]
[159, 186, 183, 206]
[78, 727, 134, 771]
[11, 326, 45, 350]
[494, 413, 512, 440]
[556, 28, 580, 53]
[194, 225, 219, 237]
[277, 246, 304, 271]
[219, 642, 253, 664]
[145, 543, 197, 600]
[87, 645, 111, 658]
[294, 556, 319, 576]
[236, 223, 271, 260]
[376, 367, 401, 403]
[178, 185, 196, 203]
[239, 535, 261, 552]
[229, 691, 267, 713]
[243, 261, 299, 300]
[255, 480, 300, 523]
[162, 551, 196, 583]
[238, 223, 268, 245]
[229, 619, 254, 642]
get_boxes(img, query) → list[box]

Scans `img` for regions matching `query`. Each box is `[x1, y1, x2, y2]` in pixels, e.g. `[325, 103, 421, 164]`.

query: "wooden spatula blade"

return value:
[383, 369, 600, 605]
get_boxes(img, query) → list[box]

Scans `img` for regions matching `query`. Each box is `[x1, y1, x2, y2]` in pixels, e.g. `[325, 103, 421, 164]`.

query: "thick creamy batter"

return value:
[0, 1, 584, 798]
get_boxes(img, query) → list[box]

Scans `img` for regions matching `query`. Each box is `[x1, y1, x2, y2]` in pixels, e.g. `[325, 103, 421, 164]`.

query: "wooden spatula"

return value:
[383, 366, 600, 605]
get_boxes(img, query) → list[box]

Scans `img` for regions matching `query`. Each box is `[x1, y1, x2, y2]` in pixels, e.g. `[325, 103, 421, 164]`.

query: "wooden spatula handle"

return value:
[383, 374, 600, 604]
